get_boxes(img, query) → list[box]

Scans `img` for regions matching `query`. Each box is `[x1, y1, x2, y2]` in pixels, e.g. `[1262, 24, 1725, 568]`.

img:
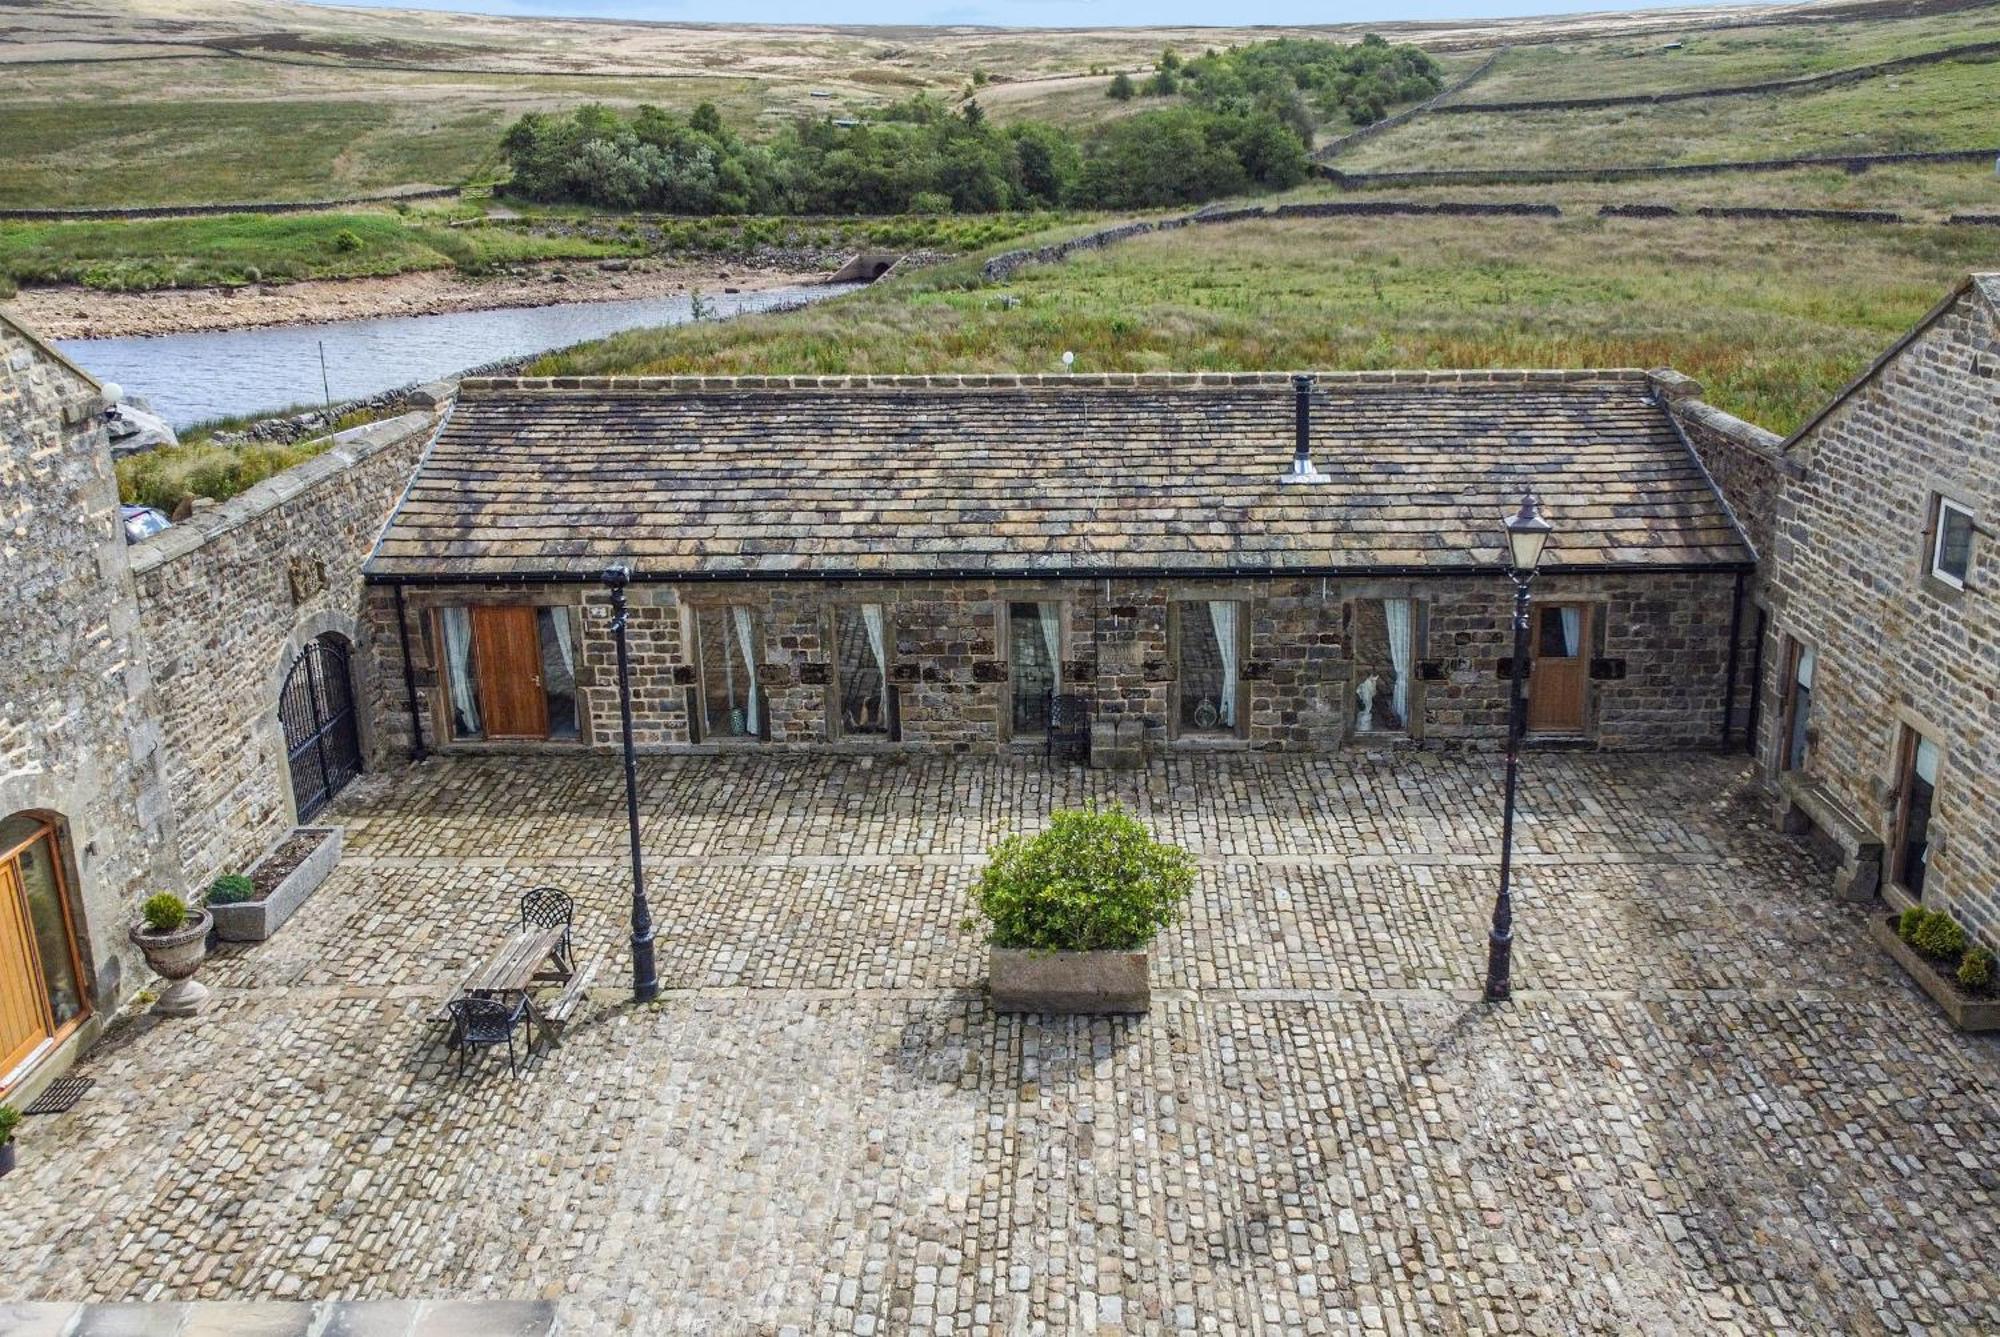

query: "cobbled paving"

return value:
[3, 752, 1997, 1335]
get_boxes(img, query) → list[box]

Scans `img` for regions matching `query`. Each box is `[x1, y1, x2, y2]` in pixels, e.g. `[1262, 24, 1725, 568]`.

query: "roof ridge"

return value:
[455, 368, 1655, 395]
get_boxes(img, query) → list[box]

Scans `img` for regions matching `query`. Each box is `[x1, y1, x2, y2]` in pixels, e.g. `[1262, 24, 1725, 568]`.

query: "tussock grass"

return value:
[535, 210, 1995, 433]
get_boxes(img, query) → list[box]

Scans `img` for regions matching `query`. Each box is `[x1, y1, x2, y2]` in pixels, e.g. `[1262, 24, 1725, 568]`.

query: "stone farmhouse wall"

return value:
[1756, 282, 2000, 948]
[370, 568, 1745, 759]
[126, 411, 436, 888]
[0, 316, 175, 1046]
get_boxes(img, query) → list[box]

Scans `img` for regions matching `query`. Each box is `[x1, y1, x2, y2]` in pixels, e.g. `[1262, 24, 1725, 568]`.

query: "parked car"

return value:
[121, 505, 171, 543]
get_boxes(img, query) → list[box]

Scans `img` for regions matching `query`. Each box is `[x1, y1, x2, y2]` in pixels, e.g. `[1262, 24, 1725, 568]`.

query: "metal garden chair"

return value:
[520, 887, 575, 974]
[444, 995, 531, 1076]
[1045, 692, 1091, 765]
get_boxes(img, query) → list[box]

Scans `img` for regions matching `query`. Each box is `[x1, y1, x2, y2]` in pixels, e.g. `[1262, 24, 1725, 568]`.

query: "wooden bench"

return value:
[1774, 772, 1883, 903]
[538, 960, 599, 1045]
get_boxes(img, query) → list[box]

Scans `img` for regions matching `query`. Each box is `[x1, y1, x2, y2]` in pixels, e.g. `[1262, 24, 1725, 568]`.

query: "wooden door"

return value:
[0, 861, 52, 1082]
[1528, 603, 1589, 735]
[472, 606, 549, 739]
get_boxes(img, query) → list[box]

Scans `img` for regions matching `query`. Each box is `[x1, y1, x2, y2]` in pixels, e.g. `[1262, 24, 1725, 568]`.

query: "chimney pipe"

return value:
[1283, 373, 1325, 484]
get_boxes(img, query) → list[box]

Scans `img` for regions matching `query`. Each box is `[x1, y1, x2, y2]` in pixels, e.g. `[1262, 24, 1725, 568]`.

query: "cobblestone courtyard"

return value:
[4, 752, 1997, 1335]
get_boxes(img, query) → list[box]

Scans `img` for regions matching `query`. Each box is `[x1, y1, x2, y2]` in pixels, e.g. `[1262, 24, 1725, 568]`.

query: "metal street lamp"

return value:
[1486, 492, 1554, 1004]
[604, 565, 660, 1004]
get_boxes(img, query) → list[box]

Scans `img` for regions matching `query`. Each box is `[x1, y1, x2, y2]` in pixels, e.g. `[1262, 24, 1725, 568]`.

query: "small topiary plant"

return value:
[970, 802, 1196, 952]
[1909, 909, 1967, 963]
[141, 892, 189, 934]
[331, 228, 364, 253]
[1897, 904, 1927, 943]
[206, 874, 255, 906]
[1957, 946, 1995, 993]
[0, 1103, 19, 1145]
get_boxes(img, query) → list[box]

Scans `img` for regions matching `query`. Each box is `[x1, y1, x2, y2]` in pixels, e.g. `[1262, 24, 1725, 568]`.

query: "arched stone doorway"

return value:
[278, 632, 364, 822]
[0, 813, 89, 1091]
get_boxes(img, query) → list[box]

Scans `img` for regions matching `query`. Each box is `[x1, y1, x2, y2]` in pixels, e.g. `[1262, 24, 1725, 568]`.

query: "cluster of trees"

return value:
[500, 93, 1310, 215]
[1110, 36, 1444, 128]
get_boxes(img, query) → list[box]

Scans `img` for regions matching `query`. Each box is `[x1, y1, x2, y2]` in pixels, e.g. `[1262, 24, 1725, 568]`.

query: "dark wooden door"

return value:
[473, 606, 548, 739]
[1528, 603, 1589, 734]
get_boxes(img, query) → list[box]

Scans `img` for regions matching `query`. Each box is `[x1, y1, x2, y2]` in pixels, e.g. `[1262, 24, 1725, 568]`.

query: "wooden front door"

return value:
[1528, 603, 1590, 735]
[472, 606, 549, 739]
[0, 861, 51, 1081]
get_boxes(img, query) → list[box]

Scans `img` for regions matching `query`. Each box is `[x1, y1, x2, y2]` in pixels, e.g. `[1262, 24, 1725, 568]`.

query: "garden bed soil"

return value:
[211, 826, 342, 943]
[1868, 913, 2000, 1032]
[248, 829, 327, 901]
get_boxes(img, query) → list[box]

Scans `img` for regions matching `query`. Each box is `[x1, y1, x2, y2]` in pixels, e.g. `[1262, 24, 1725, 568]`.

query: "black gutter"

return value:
[1743, 604, 1767, 759]
[392, 583, 426, 763]
[365, 558, 1757, 588]
[1719, 568, 1746, 748]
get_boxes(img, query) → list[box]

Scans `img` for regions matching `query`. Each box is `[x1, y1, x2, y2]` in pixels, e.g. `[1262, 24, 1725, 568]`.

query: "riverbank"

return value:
[2, 259, 826, 339]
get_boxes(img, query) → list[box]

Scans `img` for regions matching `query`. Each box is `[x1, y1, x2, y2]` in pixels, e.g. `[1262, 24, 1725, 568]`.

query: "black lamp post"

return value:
[1486, 491, 1553, 1004]
[604, 566, 660, 1003]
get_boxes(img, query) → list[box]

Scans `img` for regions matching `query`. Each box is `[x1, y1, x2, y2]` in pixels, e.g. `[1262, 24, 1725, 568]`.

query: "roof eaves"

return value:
[452, 367, 1656, 397]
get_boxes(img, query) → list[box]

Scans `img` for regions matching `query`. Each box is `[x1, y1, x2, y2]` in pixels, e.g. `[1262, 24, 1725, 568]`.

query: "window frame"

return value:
[826, 600, 900, 743]
[1347, 596, 1423, 739]
[1002, 599, 1066, 740]
[685, 601, 771, 745]
[1891, 725, 1942, 898]
[1929, 496, 1976, 589]
[428, 601, 584, 747]
[1168, 597, 1248, 742]
[1777, 636, 1815, 773]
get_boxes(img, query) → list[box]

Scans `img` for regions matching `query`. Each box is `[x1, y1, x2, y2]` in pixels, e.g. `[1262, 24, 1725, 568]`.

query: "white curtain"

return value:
[1384, 597, 1412, 729]
[1560, 607, 1582, 657]
[1796, 647, 1816, 690]
[862, 603, 890, 721]
[549, 607, 574, 685]
[1914, 737, 1939, 786]
[1208, 600, 1238, 728]
[441, 607, 481, 737]
[732, 606, 761, 736]
[1038, 602, 1062, 694]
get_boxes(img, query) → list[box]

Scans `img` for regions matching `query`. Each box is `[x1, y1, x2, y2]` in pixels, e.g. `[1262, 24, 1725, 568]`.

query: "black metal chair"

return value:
[1045, 692, 1091, 765]
[445, 995, 530, 1076]
[521, 887, 574, 973]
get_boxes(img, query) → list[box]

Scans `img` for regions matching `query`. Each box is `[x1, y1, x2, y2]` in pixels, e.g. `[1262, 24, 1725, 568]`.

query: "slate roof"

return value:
[364, 371, 1755, 581]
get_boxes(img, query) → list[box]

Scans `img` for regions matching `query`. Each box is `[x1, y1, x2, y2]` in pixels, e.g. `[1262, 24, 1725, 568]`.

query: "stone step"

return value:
[0, 1301, 558, 1337]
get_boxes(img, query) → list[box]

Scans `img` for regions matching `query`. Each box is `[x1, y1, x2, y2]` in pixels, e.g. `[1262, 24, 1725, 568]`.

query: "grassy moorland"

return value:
[533, 209, 1998, 434]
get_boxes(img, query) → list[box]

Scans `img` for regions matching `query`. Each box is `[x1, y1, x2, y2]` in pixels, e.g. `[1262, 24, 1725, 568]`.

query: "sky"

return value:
[312, 0, 1731, 30]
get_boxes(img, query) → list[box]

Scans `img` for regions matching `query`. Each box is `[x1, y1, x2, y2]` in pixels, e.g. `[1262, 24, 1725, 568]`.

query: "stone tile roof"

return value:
[365, 371, 1754, 580]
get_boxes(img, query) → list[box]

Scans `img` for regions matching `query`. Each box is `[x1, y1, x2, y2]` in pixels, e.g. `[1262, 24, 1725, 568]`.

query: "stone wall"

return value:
[0, 315, 174, 1050]
[369, 568, 1746, 757]
[1758, 280, 2000, 948]
[128, 410, 436, 886]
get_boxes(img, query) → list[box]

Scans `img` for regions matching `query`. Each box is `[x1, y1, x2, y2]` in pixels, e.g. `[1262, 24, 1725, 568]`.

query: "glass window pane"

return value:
[835, 604, 892, 736]
[537, 608, 578, 742]
[439, 607, 482, 739]
[1935, 505, 1973, 582]
[1352, 599, 1412, 734]
[1902, 734, 1938, 895]
[1010, 602, 1058, 734]
[16, 833, 82, 1028]
[698, 606, 763, 739]
[1179, 602, 1237, 734]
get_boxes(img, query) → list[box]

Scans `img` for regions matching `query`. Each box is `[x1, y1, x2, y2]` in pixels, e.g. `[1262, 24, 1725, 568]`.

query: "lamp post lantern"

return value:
[1486, 491, 1553, 1004]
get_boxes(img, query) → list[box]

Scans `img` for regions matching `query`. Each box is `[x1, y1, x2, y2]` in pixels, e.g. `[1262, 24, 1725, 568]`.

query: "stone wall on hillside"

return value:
[0, 315, 174, 1037]
[127, 410, 436, 886]
[1759, 281, 2000, 947]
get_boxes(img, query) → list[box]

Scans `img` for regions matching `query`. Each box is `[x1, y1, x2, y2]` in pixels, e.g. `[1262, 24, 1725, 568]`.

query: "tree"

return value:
[1107, 71, 1135, 101]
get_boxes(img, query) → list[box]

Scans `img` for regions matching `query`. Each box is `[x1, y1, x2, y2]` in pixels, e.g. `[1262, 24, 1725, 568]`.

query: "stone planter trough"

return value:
[211, 826, 342, 943]
[1868, 913, 2000, 1032]
[130, 906, 214, 1016]
[989, 947, 1150, 1014]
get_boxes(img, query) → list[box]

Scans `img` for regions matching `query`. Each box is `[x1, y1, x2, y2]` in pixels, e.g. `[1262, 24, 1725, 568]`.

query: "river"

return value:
[55, 283, 840, 429]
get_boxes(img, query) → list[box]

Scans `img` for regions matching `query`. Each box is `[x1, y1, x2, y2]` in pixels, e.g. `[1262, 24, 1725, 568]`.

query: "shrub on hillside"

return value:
[969, 803, 1195, 952]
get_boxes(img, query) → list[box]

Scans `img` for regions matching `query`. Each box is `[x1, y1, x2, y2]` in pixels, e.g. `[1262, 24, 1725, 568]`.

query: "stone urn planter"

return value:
[0, 1105, 19, 1179]
[210, 826, 342, 943]
[1868, 912, 2000, 1033]
[130, 904, 214, 1017]
[971, 803, 1194, 1017]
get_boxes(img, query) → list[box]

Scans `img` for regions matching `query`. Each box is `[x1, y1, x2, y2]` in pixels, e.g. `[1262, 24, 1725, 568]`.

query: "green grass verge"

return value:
[531, 209, 1995, 433]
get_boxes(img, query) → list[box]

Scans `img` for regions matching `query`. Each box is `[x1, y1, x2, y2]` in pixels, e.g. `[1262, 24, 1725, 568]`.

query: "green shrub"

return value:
[970, 803, 1195, 952]
[331, 228, 364, 253]
[1897, 904, 1928, 943]
[1957, 946, 1995, 992]
[207, 874, 255, 906]
[141, 892, 189, 934]
[0, 1104, 19, 1145]
[1909, 908, 1967, 962]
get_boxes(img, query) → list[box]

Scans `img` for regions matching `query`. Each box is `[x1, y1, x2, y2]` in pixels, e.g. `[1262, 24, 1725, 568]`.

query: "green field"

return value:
[532, 209, 1997, 434]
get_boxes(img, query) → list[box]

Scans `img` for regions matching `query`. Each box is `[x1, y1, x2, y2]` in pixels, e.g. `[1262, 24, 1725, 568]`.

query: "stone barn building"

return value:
[1740, 274, 1999, 949]
[360, 371, 1758, 762]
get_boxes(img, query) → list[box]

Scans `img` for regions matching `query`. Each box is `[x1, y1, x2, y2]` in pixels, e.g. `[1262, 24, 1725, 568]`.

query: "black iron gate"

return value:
[280, 637, 362, 822]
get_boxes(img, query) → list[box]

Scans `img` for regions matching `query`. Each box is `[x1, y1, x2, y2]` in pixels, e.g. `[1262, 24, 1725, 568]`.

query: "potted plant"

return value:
[0, 1103, 19, 1178]
[128, 892, 213, 1017]
[972, 802, 1195, 1014]
[1868, 904, 2000, 1032]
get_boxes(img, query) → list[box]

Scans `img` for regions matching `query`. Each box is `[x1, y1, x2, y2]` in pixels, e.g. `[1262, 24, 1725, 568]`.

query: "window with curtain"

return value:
[1781, 642, 1814, 772]
[440, 606, 482, 740]
[1897, 732, 1940, 896]
[1008, 601, 1062, 734]
[1351, 598, 1415, 734]
[834, 603, 895, 738]
[1177, 601, 1239, 736]
[537, 607, 579, 741]
[694, 605, 764, 740]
